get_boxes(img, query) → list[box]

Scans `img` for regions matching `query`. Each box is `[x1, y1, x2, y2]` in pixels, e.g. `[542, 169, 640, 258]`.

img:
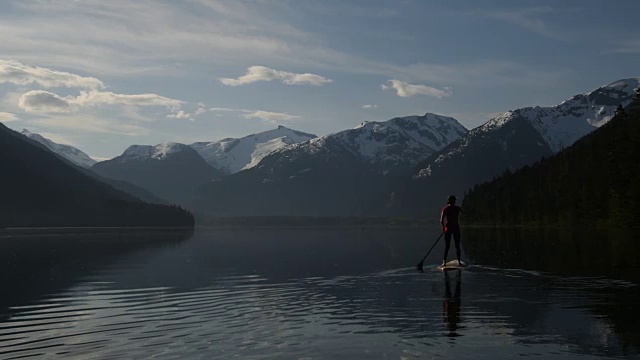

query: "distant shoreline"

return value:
[196, 216, 433, 227]
[0, 227, 194, 237]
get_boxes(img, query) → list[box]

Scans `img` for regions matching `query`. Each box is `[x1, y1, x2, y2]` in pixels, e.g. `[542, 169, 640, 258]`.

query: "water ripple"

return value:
[0, 266, 637, 359]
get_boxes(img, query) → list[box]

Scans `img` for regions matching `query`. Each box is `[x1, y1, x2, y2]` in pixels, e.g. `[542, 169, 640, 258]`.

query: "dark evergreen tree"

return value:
[463, 98, 640, 227]
[615, 104, 627, 119]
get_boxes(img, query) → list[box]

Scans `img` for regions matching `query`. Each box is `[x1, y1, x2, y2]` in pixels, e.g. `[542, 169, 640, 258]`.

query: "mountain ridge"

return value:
[190, 125, 317, 174]
[20, 129, 97, 168]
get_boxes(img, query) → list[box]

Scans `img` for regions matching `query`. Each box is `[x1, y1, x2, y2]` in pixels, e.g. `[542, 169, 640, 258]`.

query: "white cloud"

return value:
[74, 91, 183, 109]
[242, 110, 301, 122]
[0, 112, 19, 122]
[5, 61, 185, 121]
[382, 80, 452, 98]
[0, 59, 104, 89]
[209, 107, 245, 112]
[362, 104, 378, 109]
[220, 66, 332, 86]
[18, 89, 183, 114]
[28, 115, 149, 136]
[18, 90, 73, 113]
[208, 107, 301, 123]
[0, 61, 167, 146]
[167, 107, 207, 120]
[166, 110, 192, 120]
[235, 110, 301, 124]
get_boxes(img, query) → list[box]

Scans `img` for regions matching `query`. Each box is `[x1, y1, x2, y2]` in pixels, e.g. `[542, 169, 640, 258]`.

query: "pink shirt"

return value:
[441, 205, 462, 227]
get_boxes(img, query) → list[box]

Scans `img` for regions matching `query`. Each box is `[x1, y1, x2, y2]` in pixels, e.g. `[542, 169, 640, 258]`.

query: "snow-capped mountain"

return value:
[20, 129, 96, 168]
[474, 78, 640, 153]
[193, 113, 467, 216]
[92, 142, 222, 207]
[315, 113, 467, 173]
[385, 78, 640, 217]
[190, 126, 316, 174]
[117, 143, 194, 161]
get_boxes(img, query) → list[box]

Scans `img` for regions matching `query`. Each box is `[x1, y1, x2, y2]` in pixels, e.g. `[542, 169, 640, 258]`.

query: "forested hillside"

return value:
[463, 95, 640, 227]
[0, 124, 194, 228]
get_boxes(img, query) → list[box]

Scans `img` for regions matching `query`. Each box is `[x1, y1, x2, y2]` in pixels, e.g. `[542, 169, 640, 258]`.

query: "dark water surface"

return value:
[0, 227, 638, 359]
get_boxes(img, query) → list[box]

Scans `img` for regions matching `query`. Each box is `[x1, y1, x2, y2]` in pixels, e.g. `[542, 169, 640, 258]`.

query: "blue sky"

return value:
[1, 0, 639, 159]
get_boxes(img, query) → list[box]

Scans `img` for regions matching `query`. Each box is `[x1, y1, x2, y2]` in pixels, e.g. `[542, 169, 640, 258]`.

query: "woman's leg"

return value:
[453, 227, 462, 262]
[443, 230, 452, 263]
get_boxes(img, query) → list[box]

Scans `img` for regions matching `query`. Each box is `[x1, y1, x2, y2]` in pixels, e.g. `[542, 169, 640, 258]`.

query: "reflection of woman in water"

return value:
[443, 270, 462, 336]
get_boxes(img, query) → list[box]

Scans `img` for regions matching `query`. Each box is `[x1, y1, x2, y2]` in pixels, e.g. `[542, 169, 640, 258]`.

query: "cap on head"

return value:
[447, 195, 457, 204]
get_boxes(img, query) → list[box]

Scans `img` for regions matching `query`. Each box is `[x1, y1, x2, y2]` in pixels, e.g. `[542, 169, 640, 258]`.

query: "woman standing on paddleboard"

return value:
[440, 195, 463, 266]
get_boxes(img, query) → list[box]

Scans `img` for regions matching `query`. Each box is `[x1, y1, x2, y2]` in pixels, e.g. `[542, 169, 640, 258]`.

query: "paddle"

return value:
[416, 231, 445, 272]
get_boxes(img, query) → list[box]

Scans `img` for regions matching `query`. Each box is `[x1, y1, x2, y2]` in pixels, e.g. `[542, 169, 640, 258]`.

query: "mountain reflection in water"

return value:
[0, 226, 637, 359]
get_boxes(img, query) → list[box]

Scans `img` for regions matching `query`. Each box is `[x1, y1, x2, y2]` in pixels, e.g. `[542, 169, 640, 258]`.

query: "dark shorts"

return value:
[445, 225, 461, 247]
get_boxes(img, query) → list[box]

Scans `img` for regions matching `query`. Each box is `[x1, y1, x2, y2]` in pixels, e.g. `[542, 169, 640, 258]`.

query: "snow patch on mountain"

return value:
[243, 137, 299, 170]
[477, 111, 514, 132]
[527, 78, 640, 151]
[387, 114, 467, 150]
[20, 129, 97, 168]
[190, 126, 316, 174]
[333, 113, 466, 165]
[120, 142, 191, 161]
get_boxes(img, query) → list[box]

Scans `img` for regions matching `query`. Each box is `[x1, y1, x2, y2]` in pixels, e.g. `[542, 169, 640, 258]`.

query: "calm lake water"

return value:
[0, 227, 638, 359]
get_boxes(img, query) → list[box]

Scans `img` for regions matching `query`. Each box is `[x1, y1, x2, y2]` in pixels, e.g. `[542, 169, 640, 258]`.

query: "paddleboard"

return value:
[438, 260, 466, 271]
